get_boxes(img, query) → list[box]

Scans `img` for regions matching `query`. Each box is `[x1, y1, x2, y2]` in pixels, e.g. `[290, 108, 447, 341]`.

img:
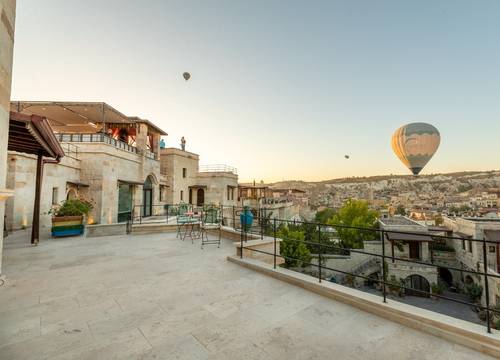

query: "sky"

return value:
[11, 0, 500, 182]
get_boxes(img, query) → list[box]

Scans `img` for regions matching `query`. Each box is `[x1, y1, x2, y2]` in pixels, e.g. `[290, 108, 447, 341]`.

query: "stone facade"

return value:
[5, 141, 163, 231]
[443, 216, 500, 306]
[160, 147, 238, 207]
[0, 0, 15, 275]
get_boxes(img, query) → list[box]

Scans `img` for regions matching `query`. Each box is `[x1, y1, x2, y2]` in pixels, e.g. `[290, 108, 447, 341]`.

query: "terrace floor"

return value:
[0, 230, 493, 359]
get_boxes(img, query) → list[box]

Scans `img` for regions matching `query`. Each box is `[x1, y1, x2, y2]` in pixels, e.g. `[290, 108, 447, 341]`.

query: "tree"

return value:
[315, 208, 336, 224]
[328, 199, 379, 249]
[395, 205, 406, 216]
[278, 227, 312, 268]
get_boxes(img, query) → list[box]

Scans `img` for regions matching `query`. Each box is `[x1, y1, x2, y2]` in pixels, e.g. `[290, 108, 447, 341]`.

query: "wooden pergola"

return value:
[8, 111, 65, 244]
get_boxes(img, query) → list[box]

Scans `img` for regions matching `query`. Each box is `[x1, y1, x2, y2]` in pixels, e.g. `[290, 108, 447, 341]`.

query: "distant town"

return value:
[254, 170, 500, 222]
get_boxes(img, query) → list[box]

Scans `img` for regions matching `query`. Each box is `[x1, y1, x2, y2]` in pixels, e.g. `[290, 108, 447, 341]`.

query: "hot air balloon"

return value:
[391, 122, 440, 175]
[183, 72, 191, 81]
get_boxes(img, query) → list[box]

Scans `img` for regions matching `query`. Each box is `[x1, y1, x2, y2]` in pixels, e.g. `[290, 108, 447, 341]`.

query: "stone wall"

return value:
[196, 171, 238, 206]
[0, 0, 15, 275]
[5, 152, 81, 231]
[159, 148, 199, 204]
[6, 140, 163, 229]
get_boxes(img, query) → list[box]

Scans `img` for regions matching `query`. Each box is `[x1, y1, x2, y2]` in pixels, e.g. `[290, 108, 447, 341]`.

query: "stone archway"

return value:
[66, 188, 78, 200]
[405, 274, 430, 297]
[438, 267, 453, 287]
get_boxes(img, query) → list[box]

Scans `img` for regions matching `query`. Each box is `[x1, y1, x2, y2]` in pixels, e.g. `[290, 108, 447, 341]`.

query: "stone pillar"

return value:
[152, 133, 160, 158]
[135, 123, 149, 153]
[0, 0, 16, 278]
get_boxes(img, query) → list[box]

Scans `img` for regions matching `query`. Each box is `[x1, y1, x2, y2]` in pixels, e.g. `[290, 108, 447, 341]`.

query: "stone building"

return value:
[159, 147, 238, 207]
[0, 0, 15, 276]
[5, 101, 239, 233]
[443, 216, 500, 306]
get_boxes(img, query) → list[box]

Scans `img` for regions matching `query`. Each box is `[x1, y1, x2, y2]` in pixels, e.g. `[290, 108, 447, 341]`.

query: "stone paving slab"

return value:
[0, 230, 494, 359]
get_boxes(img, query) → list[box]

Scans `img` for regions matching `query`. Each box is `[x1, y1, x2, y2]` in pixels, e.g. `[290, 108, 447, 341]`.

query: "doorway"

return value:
[196, 188, 204, 206]
[409, 242, 420, 260]
[143, 176, 153, 217]
[118, 183, 133, 222]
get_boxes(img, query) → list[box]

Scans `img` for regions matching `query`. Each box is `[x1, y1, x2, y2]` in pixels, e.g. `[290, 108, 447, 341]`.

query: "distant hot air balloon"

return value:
[391, 122, 440, 175]
[183, 72, 191, 81]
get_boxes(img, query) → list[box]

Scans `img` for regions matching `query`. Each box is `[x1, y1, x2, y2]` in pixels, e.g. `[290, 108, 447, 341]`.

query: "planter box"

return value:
[52, 215, 84, 237]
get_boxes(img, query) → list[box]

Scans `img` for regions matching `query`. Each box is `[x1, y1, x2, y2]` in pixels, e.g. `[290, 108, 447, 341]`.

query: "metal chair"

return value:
[200, 206, 221, 248]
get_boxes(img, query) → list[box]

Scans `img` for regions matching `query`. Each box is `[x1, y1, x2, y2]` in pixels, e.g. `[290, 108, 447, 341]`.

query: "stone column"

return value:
[135, 123, 149, 154]
[0, 0, 16, 278]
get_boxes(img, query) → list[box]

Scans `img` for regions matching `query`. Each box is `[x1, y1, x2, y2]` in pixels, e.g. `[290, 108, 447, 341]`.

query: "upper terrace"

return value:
[11, 101, 167, 160]
[0, 228, 493, 359]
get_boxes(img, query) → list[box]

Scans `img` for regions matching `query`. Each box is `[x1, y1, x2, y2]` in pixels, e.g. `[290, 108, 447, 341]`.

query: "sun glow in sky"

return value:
[11, 0, 500, 182]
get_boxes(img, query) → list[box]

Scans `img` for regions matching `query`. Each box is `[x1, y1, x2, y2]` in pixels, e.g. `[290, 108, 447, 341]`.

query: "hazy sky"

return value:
[11, 0, 500, 182]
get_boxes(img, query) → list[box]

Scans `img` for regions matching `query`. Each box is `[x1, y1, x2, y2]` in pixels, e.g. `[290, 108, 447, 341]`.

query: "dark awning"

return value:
[188, 185, 207, 189]
[386, 232, 434, 242]
[8, 111, 65, 159]
[454, 231, 472, 239]
[118, 179, 143, 185]
[66, 181, 89, 188]
[485, 230, 500, 242]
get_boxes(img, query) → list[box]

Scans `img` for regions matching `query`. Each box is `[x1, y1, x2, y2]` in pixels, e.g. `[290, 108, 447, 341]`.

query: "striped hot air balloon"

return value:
[391, 122, 440, 175]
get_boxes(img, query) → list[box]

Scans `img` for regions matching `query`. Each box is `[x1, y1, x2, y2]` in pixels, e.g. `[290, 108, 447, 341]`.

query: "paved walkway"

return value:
[0, 230, 493, 359]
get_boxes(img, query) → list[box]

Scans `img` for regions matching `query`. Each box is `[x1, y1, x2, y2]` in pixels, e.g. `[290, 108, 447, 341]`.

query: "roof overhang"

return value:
[8, 111, 65, 159]
[118, 179, 144, 186]
[386, 232, 434, 242]
[11, 101, 131, 133]
[485, 230, 500, 242]
[66, 181, 89, 188]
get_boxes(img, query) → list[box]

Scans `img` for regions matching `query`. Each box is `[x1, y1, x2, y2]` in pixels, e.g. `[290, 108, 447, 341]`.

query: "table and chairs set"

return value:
[175, 205, 222, 248]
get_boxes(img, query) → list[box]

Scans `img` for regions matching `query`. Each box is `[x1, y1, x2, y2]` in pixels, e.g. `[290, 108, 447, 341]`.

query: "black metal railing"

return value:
[125, 202, 500, 333]
[57, 133, 138, 154]
[229, 214, 500, 334]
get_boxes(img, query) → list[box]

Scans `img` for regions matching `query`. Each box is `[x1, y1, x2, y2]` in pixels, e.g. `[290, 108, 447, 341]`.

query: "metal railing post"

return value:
[240, 218, 244, 259]
[381, 230, 387, 303]
[483, 237, 492, 333]
[232, 206, 235, 230]
[318, 225, 322, 283]
[273, 218, 277, 269]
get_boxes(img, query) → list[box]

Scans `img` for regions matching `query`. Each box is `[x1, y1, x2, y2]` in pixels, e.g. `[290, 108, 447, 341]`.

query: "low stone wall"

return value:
[86, 223, 127, 237]
[235, 238, 284, 266]
[228, 256, 500, 358]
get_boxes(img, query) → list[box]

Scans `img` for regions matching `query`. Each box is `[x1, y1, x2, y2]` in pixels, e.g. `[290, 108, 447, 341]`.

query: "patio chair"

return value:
[200, 207, 221, 249]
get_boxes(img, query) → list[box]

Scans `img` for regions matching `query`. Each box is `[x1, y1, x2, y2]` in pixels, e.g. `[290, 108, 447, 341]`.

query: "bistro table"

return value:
[179, 211, 201, 242]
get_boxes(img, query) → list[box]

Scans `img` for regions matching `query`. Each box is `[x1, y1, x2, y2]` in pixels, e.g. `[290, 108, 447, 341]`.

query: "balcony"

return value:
[199, 164, 237, 174]
[57, 133, 138, 154]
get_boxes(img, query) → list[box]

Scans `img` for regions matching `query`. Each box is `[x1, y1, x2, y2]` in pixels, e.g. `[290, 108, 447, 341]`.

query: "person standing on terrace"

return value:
[181, 136, 186, 151]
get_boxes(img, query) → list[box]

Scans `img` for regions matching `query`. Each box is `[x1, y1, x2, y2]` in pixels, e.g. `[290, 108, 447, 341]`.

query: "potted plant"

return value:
[50, 198, 93, 237]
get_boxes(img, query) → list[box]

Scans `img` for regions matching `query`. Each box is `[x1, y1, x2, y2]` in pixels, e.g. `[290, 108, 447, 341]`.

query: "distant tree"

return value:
[395, 205, 406, 216]
[328, 199, 379, 249]
[278, 227, 312, 268]
[315, 208, 336, 224]
[457, 183, 473, 193]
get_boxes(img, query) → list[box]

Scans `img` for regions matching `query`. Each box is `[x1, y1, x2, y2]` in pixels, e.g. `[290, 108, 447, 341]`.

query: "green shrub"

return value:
[431, 282, 445, 295]
[279, 227, 312, 268]
[51, 199, 93, 217]
[466, 283, 483, 303]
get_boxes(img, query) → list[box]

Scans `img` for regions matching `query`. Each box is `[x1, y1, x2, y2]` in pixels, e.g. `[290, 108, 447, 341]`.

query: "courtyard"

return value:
[0, 230, 494, 359]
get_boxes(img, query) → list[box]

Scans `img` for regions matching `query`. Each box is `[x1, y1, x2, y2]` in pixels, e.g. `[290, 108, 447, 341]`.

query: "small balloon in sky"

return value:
[344, 155, 350, 159]
[183, 72, 191, 81]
